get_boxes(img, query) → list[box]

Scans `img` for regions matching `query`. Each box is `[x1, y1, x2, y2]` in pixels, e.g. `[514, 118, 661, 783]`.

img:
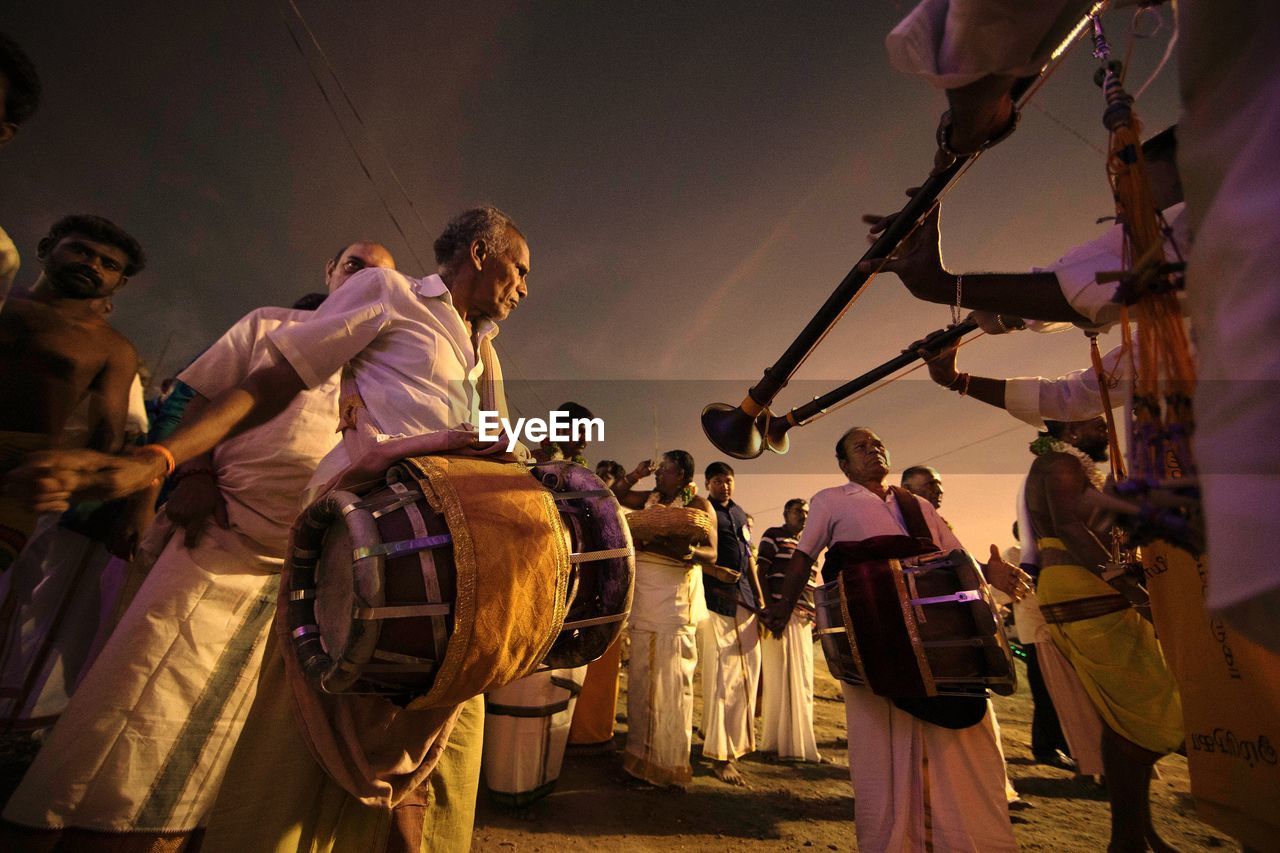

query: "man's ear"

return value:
[468, 238, 488, 271]
[35, 236, 52, 260]
[325, 258, 336, 280]
[0, 122, 16, 146]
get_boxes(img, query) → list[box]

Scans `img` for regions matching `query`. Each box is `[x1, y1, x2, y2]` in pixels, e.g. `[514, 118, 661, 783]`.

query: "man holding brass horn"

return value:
[763, 427, 1019, 853]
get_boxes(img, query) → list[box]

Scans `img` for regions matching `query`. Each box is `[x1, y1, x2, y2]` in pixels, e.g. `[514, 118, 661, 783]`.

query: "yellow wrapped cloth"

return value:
[1036, 538, 1183, 755]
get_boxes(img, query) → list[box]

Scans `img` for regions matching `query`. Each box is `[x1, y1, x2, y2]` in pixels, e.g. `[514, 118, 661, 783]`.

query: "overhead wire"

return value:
[278, 0, 557, 420]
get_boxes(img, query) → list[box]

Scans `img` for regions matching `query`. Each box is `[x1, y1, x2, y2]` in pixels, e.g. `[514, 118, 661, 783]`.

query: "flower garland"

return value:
[644, 481, 698, 508]
[1029, 436, 1107, 491]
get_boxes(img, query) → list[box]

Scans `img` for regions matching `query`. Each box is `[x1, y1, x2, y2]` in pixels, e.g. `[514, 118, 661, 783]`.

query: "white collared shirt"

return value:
[180, 306, 341, 551]
[796, 481, 963, 571]
[268, 269, 498, 438]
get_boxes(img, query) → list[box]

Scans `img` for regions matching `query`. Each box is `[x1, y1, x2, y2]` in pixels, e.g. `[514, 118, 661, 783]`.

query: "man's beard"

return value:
[1078, 438, 1109, 462]
[46, 261, 106, 298]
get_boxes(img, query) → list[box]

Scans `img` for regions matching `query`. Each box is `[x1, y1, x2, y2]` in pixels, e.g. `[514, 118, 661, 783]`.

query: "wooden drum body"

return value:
[814, 545, 1016, 699]
[283, 456, 633, 708]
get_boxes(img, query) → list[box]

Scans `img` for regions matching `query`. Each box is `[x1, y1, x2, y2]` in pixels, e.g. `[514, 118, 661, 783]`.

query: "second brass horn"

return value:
[761, 317, 978, 455]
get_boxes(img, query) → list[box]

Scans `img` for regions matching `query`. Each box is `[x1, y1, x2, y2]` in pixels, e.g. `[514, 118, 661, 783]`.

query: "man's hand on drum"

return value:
[4, 448, 162, 512]
[983, 544, 1032, 602]
[166, 469, 230, 549]
[856, 190, 952, 305]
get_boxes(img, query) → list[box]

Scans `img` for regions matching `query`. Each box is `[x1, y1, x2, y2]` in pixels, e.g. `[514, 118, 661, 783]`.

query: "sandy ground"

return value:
[471, 656, 1236, 852]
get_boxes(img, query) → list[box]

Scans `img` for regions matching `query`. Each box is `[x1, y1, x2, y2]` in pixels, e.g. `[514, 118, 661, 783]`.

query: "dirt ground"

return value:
[0, 656, 1237, 851]
[472, 657, 1236, 852]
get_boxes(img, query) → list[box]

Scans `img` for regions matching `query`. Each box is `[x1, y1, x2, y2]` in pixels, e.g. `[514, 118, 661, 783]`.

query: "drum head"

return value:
[316, 517, 357, 662]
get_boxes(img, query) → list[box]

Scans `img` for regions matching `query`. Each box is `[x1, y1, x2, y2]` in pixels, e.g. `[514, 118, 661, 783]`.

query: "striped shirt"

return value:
[758, 525, 817, 612]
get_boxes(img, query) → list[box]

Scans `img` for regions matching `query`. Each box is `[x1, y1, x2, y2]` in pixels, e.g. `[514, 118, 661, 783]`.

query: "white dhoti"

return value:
[842, 683, 1018, 853]
[760, 616, 819, 761]
[0, 514, 125, 728]
[622, 550, 705, 788]
[623, 626, 698, 787]
[1, 518, 281, 836]
[698, 605, 761, 762]
[1032, 623, 1104, 776]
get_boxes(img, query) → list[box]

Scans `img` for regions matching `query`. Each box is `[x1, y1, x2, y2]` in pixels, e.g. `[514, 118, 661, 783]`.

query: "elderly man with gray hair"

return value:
[6, 207, 531, 853]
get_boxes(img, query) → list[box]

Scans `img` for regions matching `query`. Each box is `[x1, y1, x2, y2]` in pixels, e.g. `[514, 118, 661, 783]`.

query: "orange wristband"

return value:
[137, 444, 176, 480]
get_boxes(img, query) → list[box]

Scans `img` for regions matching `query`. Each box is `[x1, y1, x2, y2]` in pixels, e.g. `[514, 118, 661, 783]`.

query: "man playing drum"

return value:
[763, 426, 1019, 853]
[6, 207, 530, 852]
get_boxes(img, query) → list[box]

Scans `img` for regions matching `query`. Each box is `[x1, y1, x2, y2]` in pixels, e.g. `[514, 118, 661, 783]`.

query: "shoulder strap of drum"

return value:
[888, 485, 935, 546]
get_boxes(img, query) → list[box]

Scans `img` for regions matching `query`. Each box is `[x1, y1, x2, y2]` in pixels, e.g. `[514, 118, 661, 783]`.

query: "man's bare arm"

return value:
[86, 340, 139, 453]
[163, 393, 232, 547]
[1043, 455, 1111, 571]
[13, 359, 308, 506]
[857, 202, 1092, 323]
[762, 549, 816, 634]
[916, 342, 1008, 410]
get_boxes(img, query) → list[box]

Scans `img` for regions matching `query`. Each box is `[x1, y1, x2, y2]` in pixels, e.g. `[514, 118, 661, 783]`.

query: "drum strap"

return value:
[888, 486, 936, 547]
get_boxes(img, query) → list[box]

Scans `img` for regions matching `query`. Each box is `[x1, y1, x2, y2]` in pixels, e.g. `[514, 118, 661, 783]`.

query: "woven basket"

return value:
[625, 505, 714, 544]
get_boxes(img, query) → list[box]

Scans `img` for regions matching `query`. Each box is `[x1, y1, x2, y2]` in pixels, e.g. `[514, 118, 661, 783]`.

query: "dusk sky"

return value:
[2, 2, 1182, 553]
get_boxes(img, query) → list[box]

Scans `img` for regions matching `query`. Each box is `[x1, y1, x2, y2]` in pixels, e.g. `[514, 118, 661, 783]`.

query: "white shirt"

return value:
[269, 269, 499, 438]
[1031, 203, 1190, 333]
[796, 481, 963, 570]
[180, 306, 341, 552]
[886, 0, 1093, 89]
[1004, 336, 1129, 431]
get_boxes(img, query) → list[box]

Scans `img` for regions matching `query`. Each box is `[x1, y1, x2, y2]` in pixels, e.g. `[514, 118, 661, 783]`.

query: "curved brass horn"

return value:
[700, 399, 770, 460]
[759, 317, 980, 455]
[699, 64, 1063, 460]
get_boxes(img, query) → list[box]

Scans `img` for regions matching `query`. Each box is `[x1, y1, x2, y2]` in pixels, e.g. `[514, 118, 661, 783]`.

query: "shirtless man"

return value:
[0, 215, 144, 567]
[1025, 417, 1182, 852]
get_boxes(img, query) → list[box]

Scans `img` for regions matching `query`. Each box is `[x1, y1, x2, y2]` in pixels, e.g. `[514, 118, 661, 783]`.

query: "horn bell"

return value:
[701, 402, 766, 460]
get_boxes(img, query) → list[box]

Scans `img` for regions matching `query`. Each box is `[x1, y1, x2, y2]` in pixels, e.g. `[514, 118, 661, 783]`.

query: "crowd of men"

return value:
[2, 0, 1279, 849]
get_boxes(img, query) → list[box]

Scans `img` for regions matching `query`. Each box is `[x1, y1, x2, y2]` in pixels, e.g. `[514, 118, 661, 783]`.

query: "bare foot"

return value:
[712, 759, 748, 787]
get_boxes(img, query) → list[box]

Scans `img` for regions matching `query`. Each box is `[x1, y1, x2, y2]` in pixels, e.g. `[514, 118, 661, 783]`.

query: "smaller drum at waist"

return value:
[482, 666, 586, 808]
[814, 545, 1016, 699]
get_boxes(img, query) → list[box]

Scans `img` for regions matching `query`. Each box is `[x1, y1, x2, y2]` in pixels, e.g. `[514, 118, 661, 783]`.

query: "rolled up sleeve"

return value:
[1004, 341, 1127, 428]
[796, 494, 833, 561]
[268, 269, 391, 388]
